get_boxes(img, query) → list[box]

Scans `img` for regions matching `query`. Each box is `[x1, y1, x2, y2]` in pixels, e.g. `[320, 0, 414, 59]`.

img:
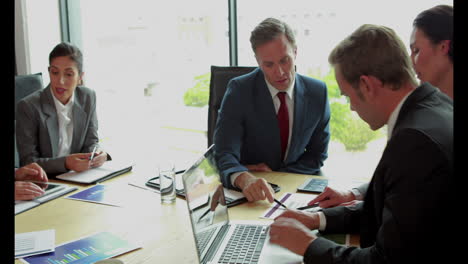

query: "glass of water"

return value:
[158, 162, 176, 204]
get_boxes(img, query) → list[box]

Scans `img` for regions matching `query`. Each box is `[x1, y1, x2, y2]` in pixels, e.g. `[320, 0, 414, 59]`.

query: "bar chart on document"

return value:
[22, 232, 140, 264]
[45, 246, 99, 264]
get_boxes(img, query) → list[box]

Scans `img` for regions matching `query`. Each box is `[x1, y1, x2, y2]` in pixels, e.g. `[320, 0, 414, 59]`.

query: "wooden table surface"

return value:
[15, 170, 359, 263]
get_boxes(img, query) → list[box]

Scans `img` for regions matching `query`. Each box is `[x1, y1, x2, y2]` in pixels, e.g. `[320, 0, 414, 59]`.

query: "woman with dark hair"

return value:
[16, 42, 109, 174]
[410, 5, 453, 99]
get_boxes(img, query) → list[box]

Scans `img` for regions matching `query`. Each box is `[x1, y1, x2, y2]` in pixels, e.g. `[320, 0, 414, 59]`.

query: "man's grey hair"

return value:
[250, 17, 296, 53]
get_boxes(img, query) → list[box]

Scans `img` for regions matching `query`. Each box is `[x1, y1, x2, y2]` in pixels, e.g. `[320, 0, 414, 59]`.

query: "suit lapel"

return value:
[71, 90, 87, 153]
[392, 83, 435, 137]
[41, 86, 59, 156]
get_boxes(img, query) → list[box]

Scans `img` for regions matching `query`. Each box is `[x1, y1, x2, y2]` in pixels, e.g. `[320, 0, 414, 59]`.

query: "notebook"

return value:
[15, 229, 55, 259]
[181, 145, 302, 264]
[56, 160, 133, 184]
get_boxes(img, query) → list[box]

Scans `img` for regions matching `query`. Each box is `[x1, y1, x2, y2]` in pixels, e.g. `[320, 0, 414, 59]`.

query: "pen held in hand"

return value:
[89, 146, 98, 161]
[274, 198, 288, 209]
[296, 203, 320, 211]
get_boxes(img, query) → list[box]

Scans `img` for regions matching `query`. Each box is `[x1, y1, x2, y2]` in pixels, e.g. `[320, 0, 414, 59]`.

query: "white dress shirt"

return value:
[52, 94, 74, 157]
[386, 90, 414, 139]
[230, 77, 296, 186]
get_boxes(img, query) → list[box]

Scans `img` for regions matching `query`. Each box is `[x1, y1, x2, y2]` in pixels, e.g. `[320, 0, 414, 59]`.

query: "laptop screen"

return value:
[181, 145, 229, 258]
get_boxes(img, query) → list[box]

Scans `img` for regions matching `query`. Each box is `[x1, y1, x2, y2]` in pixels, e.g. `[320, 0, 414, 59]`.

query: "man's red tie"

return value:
[277, 92, 289, 159]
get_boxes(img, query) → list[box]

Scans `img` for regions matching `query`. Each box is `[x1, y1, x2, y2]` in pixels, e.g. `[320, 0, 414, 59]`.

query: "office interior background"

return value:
[15, 0, 452, 183]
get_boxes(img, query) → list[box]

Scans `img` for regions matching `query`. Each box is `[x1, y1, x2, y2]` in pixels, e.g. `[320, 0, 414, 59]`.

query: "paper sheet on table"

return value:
[15, 229, 55, 259]
[20, 231, 141, 264]
[65, 184, 126, 207]
[261, 192, 321, 219]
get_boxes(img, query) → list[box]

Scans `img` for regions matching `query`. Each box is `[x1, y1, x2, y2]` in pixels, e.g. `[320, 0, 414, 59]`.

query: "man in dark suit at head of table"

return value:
[214, 17, 331, 203]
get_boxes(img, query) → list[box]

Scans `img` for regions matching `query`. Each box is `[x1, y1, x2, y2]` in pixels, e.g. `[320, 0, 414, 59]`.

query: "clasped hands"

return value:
[65, 149, 107, 172]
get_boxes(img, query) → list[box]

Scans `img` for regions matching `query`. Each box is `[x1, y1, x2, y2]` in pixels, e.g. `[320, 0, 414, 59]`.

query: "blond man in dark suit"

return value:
[269, 24, 453, 264]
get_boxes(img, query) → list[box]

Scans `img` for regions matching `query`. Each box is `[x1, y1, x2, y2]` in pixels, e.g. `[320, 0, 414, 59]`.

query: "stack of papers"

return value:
[15, 229, 55, 259]
[21, 231, 140, 264]
[261, 192, 320, 219]
[66, 184, 126, 207]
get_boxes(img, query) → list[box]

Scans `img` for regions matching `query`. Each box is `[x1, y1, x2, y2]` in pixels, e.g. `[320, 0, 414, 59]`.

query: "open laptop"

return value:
[181, 145, 302, 264]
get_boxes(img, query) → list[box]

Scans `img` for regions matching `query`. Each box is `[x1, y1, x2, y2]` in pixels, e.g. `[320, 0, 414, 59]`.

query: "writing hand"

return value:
[66, 153, 93, 172]
[90, 151, 107, 168]
[307, 186, 356, 208]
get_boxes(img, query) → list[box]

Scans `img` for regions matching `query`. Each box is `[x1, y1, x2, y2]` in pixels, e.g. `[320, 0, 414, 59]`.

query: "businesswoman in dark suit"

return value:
[410, 4, 453, 99]
[16, 42, 109, 174]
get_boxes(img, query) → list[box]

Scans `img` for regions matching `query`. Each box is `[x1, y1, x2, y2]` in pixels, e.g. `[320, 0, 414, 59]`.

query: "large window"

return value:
[22, 0, 61, 83]
[76, 0, 229, 171]
[21, 0, 452, 182]
[237, 0, 451, 184]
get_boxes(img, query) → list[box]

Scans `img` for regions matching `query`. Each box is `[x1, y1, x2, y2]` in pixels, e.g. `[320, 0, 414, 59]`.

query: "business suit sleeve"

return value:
[214, 79, 248, 189]
[16, 99, 68, 173]
[282, 81, 330, 175]
[79, 89, 100, 152]
[303, 129, 451, 264]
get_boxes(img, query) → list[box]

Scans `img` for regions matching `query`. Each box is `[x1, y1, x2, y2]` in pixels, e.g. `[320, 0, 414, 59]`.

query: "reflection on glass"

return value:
[182, 146, 228, 258]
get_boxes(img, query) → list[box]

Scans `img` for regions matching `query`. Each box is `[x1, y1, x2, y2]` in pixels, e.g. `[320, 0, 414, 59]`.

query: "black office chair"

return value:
[207, 66, 257, 147]
[15, 72, 44, 167]
[15, 72, 44, 106]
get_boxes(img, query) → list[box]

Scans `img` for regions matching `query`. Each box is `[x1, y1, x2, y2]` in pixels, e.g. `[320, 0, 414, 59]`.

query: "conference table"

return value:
[14, 169, 360, 263]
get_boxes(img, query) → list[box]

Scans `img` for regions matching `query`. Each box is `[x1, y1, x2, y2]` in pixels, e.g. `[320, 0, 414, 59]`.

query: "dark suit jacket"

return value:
[304, 83, 453, 263]
[214, 68, 330, 189]
[16, 85, 101, 174]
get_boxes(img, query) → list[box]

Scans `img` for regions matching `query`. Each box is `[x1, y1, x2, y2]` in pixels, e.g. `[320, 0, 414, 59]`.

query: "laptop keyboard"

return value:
[218, 225, 268, 264]
[197, 227, 218, 254]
